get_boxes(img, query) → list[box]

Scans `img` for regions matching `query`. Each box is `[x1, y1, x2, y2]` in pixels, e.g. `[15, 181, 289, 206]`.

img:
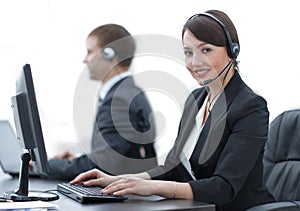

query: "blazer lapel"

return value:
[197, 72, 246, 164]
[174, 89, 208, 156]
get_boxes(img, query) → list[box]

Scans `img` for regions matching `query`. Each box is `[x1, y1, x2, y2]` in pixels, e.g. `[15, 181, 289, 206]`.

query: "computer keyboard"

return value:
[57, 183, 127, 203]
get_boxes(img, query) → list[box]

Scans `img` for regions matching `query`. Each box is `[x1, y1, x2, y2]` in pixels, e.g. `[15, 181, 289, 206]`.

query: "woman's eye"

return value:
[203, 48, 211, 53]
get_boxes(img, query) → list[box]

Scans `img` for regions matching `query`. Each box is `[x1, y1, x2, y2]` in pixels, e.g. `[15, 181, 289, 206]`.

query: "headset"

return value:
[102, 47, 116, 60]
[188, 12, 240, 59]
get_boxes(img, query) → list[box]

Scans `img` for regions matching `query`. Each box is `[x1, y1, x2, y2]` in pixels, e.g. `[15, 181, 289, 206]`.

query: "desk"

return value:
[0, 170, 215, 210]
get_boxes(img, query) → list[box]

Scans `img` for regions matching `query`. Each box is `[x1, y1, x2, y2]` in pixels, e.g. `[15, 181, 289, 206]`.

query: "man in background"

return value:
[44, 24, 157, 180]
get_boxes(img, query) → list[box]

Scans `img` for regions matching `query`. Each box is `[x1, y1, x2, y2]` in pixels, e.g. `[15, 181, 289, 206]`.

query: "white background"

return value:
[1, 0, 300, 163]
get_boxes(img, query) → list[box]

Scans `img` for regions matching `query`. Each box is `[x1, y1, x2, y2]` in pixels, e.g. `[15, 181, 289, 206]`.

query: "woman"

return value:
[70, 10, 275, 210]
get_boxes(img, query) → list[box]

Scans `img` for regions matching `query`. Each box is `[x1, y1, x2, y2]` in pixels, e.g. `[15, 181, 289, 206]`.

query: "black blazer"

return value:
[46, 76, 157, 180]
[147, 72, 275, 211]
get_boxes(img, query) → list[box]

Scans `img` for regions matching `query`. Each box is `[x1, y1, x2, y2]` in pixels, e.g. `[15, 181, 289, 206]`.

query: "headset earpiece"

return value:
[102, 47, 115, 60]
[231, 43, 240, 59]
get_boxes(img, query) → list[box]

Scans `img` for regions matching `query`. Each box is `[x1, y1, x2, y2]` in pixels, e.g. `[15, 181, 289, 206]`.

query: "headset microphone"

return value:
[203, 60, 234, 85]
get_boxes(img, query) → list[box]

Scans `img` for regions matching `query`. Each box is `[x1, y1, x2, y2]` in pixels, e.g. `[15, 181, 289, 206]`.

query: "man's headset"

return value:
[102, 47, 116, 60]
[188, 12, 239, 59]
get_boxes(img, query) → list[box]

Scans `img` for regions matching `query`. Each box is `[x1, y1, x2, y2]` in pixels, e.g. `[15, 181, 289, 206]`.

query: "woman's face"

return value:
[183, 29, 229, 86]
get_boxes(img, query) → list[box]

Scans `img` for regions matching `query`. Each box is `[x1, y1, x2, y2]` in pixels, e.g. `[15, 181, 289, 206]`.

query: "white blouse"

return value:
[181, 95, 209, 179]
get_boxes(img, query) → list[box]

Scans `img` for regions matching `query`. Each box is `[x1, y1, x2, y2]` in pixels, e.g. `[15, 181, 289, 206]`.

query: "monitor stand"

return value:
[3, 152, 59, 201]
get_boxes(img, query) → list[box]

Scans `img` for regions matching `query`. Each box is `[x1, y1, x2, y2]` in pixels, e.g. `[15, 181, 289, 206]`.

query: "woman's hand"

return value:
[70, 168, 120, 187]
[101, 177, 157, 196]
[101, 178, 194, 200]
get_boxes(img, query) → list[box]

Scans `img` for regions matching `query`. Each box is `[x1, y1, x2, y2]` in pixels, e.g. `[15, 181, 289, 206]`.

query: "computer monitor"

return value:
[4, 64, 58, 201]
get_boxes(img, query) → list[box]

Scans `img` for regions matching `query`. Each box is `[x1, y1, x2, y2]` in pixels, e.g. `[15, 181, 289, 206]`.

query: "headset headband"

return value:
[188, 12, 239, 59]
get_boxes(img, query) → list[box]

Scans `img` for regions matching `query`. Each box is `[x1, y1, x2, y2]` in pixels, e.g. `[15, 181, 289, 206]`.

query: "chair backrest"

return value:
[263, 109, 300, 201]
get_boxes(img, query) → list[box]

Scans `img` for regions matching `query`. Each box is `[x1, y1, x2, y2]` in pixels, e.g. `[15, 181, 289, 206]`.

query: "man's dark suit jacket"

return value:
[147, 72, 275, 211]
[46, 76, 157, 180]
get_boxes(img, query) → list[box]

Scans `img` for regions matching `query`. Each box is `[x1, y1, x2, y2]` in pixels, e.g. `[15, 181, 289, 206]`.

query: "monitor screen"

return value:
[11, 64, 49, 175]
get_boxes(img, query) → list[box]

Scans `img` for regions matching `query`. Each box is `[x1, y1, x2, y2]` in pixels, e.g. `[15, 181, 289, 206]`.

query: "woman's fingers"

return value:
[102, 177, 129, 192]
[70, 169, 100, 184]
[82, 178, 103, 186]
[112, 187, 135, 196]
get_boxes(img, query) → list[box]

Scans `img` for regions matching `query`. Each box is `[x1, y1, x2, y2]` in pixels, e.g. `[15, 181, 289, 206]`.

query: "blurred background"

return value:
[1, 0, 299, 164]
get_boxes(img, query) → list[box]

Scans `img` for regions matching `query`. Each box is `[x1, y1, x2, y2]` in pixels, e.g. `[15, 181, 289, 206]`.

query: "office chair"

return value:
[247, 109, 300, 210]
